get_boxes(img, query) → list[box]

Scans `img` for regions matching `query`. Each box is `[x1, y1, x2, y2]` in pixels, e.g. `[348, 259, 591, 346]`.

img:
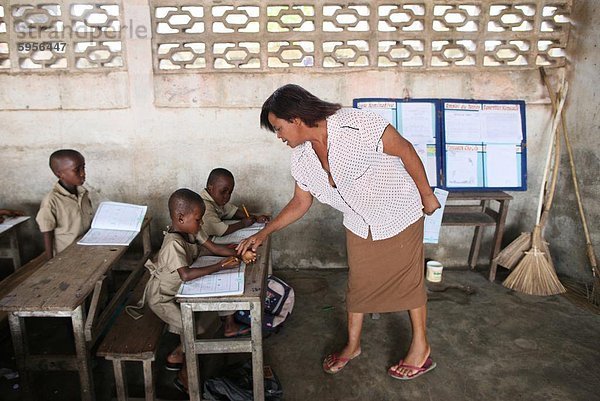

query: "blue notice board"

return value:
[353, 98, 527, 191]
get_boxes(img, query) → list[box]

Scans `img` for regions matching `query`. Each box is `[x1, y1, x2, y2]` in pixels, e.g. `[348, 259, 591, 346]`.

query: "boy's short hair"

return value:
[207, 168, 234, 187]
[49, 149, 84, 174]
[168, 188, 205, 219]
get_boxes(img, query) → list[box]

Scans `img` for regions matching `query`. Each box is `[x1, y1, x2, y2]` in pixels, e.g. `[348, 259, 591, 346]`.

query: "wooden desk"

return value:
[177, 237, 270, 401]
[0, 216, 30, 271]
[441, 191, 512, 281]
[0, 218, 151, 401]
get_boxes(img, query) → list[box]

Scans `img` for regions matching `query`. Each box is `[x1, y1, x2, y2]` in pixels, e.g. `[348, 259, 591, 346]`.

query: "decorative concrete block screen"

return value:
[0, 1, 124, 71]
[150, 0, 571, 73]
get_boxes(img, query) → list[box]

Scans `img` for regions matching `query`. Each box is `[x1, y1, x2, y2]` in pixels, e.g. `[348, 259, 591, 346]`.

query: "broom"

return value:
[540, 68, 600, 305]
[493, 70, 563, 271]
[502, 83, 568, 296]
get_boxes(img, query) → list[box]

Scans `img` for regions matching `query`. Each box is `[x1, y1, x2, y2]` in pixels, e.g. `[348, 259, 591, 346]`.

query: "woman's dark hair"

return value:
[260, 84, 342, 132]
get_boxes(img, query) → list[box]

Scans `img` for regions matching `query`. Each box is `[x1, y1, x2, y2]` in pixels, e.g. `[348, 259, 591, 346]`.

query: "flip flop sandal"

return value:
[165, 361, 183, 371]
[322, 352, 360, 374]
[388, 357, 437, 380]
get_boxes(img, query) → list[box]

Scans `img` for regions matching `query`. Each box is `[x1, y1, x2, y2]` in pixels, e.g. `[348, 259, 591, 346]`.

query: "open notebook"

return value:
[177, 256, 246, 298]
[0, 216, 30, 235]
[211, 222, 266, 245]
[77, 201, 147, 246]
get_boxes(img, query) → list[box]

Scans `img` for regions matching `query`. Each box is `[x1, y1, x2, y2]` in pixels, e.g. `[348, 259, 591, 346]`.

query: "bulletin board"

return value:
[353, 98, 527, 191]
[353, 98, 440, 187]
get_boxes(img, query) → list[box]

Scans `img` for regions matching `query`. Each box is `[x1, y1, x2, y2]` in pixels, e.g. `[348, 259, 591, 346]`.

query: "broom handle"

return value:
[536, 85, 566, 225]
[538, 69, 563, 230]
[540, 68, 599, 277]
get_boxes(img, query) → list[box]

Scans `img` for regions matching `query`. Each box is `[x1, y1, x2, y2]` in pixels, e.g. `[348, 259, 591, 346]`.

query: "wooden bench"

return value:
[0, 253, 48, 326]
[97, 270, 165, 401]
[441, 191, 512, 281]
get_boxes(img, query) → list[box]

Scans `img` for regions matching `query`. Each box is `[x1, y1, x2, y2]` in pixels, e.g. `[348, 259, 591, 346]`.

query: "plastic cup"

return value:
[426, 260, 444, 283]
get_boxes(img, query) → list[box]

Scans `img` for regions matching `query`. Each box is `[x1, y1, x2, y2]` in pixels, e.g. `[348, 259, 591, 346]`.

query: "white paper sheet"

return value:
[77, 201, 147, 246]
[212, 222, 266, 245]
[0, 216, 30, 234]
[485, 144, 519, 187]
[444, 110, 482, 143]
[482, 104, 523, 143]
[400, 102, 435, 140]
[177, 256, 246, 298]
[423, 188, 449, 244]
[426, 145, 438, 187]
[446, 145, 480, 187]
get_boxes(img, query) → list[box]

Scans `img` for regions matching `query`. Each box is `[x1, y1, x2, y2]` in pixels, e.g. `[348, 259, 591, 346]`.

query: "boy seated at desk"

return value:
[200, 168, 269, 237]
[36, 149, 93, 259]
[146, 188, 256, 393]
[0, 209, 25, 224]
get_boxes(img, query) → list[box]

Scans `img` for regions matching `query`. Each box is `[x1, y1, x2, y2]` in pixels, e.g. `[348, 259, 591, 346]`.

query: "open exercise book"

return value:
[77, 201, 147, 246]
[0, 216, 30, 235]
[177, 256, 246, 298]
[212, 222, 266, 245]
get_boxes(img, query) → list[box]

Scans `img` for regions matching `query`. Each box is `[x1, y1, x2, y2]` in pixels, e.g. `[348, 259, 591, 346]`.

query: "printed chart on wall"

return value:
[353, 99, 439, 187]
[442, 100, 526, 190]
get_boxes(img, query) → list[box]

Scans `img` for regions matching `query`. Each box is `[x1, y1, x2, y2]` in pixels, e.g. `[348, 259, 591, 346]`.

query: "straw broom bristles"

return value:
[502, 80, 567, 296]
[503, 226, 566, 296]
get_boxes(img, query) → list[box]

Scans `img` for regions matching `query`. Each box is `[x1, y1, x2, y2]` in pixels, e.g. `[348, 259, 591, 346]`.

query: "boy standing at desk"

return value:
[201, 168, 269, 237]
[36, 149, 93, 259]
[146, 188, 255, 393]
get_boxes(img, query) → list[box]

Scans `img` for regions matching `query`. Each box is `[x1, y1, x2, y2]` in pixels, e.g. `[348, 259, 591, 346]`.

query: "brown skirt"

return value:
[346, 218, 426, 313]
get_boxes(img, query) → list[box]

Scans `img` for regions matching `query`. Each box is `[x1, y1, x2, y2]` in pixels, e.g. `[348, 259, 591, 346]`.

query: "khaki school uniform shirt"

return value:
[36, 182, 93, 254]
[200, 189, 238, 236]
[146, 230, 207, 333]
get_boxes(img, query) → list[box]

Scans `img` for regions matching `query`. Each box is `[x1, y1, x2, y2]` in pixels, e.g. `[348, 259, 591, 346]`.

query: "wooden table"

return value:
[0, 218, 151, 401]
[441, 191, 512, 281]
[177, 237, 270, 401]
[0, 216, 30, 271]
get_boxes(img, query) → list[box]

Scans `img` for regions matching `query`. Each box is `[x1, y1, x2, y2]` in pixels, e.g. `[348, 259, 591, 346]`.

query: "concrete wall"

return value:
[1, 1, 596, 279]
[545, 0, 600, 282]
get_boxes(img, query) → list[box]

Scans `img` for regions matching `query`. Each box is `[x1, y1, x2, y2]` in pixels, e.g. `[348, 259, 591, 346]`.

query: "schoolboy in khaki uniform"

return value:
[201, 168, 269, 237]
[146, 188, 256, 393]
[36, 149, 93, 259]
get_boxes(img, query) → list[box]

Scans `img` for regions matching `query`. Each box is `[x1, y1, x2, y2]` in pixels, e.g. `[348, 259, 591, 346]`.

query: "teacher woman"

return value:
[237, 84, 441, 380]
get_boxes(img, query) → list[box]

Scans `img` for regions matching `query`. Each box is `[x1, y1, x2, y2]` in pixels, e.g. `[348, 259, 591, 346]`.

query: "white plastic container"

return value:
[426, 260, 444, 283]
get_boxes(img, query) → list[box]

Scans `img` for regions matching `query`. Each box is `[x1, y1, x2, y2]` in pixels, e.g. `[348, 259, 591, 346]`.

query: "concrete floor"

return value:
[1, 269, 599, 401]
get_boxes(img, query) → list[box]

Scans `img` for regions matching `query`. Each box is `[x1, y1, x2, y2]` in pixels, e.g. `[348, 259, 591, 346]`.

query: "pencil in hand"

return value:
[242, 204, 250, 218]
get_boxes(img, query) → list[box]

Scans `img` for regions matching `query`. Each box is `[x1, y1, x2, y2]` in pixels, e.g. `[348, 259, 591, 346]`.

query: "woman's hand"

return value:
[422, 193, 441, 216]
[236, 231, 267, 254]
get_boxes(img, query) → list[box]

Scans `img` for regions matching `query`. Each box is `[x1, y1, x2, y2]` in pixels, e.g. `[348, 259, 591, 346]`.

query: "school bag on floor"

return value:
[203, 361, 282, 401]
[234, 275, 294, 333]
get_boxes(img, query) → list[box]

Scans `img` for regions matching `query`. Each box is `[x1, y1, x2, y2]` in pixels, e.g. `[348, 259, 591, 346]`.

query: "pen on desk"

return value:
[242, 204, 250, 218]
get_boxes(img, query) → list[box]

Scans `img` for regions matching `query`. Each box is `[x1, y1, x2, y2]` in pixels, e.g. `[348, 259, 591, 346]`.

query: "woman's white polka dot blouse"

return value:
[291, 108, 423, 240]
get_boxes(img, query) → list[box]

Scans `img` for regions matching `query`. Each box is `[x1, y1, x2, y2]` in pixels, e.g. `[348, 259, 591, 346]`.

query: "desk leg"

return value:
[181, 303, 201, 401]
[468, 201, 487, 270]
[72, 305, 95, 401]
[9, 230, 22, 270]
[250, 300, 265, 401]
[489, 199, 510, 282]
[9, 314, 33, 401]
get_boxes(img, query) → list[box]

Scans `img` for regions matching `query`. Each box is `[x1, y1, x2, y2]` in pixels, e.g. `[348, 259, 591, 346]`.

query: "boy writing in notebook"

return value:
[201, 168, 269, 237]
[146, 188, 256, 393]
[36, 149, 93, 259]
